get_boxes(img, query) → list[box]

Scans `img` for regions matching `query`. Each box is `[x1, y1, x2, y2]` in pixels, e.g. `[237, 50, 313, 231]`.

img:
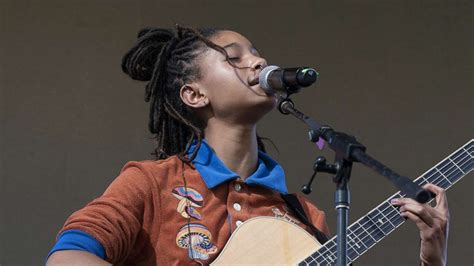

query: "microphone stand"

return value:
[277, 96, 433, 266]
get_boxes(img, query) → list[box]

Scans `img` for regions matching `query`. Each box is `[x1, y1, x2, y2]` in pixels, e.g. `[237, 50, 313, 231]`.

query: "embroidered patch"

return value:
[272, 206, 300, 225]
[176, 223, 218, 260]
[172, 187, 204, 220]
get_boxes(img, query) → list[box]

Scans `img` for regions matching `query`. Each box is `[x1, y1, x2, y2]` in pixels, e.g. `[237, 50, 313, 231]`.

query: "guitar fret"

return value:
[456, 152, 472, 173]
[313, 252, 325, 265]
[445, 162, 463, 184]
[349, 224, 369, 250]
[449, 158, 465, 174]
[440, 163, 457, 185]
[299, 140, 472, 266]
[347, 232, 360, 250]
[300, 259, 317, 266]
[376, 206, 396, 228]
[312, 254, 324, 265]
[419, 148, 470, 188]
[365, 215, 387, 238]
[311, 250, 324, 264]
[353, 224, 376, 249]
[436, 152, 468, 186]
[301, 254, 314, 265]
[429, 171, 447, 188]
[377, 203, 395, 228]
[325, 248, 336, 264]
[419, 175, 430, 186]
[348, 227, 367, 258]
[348, 233, 362, 251]
[367, 207, 394, 236]
[314, 242, 334, 264]
[386, 203, 404, 226]
[347, 245, 358, 262]
[435, 168, 452, 185]
[359, 218, 379, 244]
[326, 241, 337, 263]
[463, 147, 473, 157]
[438, 159, 457, 175]
[418, 168, 436, 185]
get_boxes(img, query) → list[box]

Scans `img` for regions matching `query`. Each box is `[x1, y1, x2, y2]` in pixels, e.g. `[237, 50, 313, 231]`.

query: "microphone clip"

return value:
[277, 97, 294, 115]
[301, 156, 339, 194]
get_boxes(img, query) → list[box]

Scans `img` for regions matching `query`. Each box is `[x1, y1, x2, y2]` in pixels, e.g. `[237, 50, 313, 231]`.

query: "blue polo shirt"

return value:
[188, 140, 288, 194]
[47, 139, 287, 260]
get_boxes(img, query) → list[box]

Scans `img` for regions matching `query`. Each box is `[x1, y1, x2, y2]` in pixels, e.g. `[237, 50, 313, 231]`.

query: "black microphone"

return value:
[258, 65, 319, 95]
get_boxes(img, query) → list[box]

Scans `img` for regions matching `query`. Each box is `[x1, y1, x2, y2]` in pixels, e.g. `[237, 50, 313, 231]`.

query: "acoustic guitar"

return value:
[211, 139, 473, 265]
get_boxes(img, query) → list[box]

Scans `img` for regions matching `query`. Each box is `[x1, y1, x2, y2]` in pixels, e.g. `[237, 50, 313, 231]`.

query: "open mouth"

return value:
[248, 76, 259, 86]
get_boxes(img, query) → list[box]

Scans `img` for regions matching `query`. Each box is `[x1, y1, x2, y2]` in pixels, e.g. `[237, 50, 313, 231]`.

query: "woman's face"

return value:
[195, 30, 277, 125]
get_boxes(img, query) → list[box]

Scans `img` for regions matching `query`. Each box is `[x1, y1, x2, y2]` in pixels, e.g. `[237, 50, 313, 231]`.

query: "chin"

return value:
[262, 94, 278, 109]
[251, 95, 278, 117]
[225, 94, 278, 124]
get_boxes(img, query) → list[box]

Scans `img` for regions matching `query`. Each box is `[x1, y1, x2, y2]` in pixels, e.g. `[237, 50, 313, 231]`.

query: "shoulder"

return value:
[118, 156, 184, 181]
[293, 193, 331, 235]
[120, 155, 182, 174]
[112, 156, 203, 195]
[102, 156, 184, 196]
[293, 193, 325, 213]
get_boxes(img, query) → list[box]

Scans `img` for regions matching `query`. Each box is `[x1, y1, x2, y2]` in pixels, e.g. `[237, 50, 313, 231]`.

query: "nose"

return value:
[251, 56, 267, 71]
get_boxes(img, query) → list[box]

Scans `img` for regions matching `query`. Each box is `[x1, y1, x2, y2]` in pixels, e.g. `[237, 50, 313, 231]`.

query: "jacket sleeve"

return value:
[57, 161, 159, 264]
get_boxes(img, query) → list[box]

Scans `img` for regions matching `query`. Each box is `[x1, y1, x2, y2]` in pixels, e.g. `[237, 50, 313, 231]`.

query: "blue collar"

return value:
[188, 140, 288, 194]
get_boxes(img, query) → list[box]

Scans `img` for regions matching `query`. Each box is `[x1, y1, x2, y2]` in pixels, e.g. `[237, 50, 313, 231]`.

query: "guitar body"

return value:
[211, 216, 321, 265]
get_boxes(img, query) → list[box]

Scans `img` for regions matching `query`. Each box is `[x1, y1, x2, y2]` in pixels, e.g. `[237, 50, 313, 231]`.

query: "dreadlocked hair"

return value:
[121, 25, 268, 161]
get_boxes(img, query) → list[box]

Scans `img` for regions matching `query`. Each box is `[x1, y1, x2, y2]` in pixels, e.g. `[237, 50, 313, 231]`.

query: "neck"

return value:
[204, 119, 259, 180]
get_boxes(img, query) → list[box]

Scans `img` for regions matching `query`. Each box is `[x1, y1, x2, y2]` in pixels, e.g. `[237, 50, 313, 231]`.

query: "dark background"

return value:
[1, 0, 472, 265]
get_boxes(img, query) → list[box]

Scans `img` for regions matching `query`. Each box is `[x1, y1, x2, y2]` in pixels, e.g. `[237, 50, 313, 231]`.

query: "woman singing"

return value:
[46, 25, 449, 265]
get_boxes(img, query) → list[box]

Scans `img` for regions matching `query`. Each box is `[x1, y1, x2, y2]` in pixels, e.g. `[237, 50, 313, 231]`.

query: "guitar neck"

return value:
[300, 139, 473, 265]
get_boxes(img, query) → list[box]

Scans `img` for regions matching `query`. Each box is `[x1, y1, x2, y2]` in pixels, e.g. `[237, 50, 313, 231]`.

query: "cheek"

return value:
[205, 68, 247, 97]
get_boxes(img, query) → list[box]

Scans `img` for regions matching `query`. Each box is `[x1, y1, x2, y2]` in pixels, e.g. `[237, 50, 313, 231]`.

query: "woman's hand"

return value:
[391, 183, 449, 266]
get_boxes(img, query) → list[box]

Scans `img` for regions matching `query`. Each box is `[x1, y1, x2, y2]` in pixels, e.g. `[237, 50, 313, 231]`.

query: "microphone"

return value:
[258, 65, 318, 95]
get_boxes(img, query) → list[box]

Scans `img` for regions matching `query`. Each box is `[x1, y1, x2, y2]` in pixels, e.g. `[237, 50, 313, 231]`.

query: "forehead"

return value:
[209, 30, 253, 48]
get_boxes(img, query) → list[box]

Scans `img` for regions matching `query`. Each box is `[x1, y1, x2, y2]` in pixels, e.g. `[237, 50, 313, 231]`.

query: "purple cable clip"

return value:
[316, 137, 325, 150]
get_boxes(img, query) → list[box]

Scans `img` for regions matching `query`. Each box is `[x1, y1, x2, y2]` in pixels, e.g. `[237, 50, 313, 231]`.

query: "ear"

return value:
[179, 83, 209, 109]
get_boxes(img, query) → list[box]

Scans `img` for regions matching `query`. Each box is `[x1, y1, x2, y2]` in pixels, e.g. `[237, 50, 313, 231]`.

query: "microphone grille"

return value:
[259, 65, 280, 94]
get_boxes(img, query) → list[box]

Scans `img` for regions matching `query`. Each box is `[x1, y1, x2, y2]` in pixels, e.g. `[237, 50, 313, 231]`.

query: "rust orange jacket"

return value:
[53, 142, 329, 265]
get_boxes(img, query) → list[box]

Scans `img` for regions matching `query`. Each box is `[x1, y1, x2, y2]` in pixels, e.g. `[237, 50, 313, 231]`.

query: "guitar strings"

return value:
[315, 148, 473, 264]
[313, 149, 472, 264]
[345, 149, 472, 259]
[305, 144, 473, 265]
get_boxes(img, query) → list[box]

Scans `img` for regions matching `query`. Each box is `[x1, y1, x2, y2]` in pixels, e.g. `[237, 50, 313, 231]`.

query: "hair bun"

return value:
[137, 27, 155, 38]
[121, 27, 174, 81]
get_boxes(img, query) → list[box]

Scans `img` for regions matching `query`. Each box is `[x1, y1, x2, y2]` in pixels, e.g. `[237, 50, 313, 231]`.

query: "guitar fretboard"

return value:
[299, 139, 473, 265]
